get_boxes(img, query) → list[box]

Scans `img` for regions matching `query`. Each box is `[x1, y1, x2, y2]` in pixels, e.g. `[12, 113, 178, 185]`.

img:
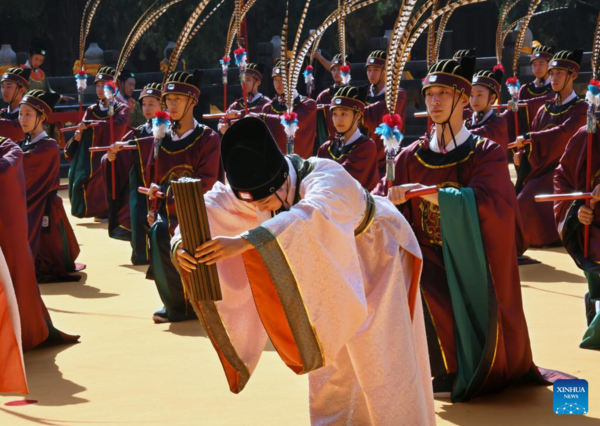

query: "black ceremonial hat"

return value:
[221, 117, 289, 202]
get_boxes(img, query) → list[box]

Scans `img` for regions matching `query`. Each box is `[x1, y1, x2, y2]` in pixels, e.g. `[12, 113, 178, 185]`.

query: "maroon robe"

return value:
[100, 124, 151, 241]
[145, 123, 223, 236]
[18, 136, 81, 282]
[516, 97, 587, 249]
[362, 87, 407, 178]
[0, 108, 25, 141]
[504, 89, 555, 144]
[64, 101, 131, 218]
[261, 94, 317, 159]
[466, 111, 510, 155]
[554, 125, 600, 264]
[373, 134, 544, 397]
[317, 133, 379, 191]
[315, 85, 342, 140]
[0, 137, 78, 350]
[218, 93, 269, 128]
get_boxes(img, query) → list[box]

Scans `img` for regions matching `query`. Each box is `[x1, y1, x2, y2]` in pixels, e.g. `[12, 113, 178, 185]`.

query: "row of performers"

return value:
[0, 46, 596, 422]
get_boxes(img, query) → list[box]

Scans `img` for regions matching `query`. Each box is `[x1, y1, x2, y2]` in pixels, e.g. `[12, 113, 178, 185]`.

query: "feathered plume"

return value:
[163, 0, 213, 87]
[79, 0, 103, 67]
[291, 0, 381, 100]
[223, 0, 258, 62]
[76, 69, 88, 92]
[495, 0, 522, 65]
[592, 11, 600, 81]
[375, 114, 404, 152]
[303, 65, 315, 96]
[506, 76, 521, 97]
[152, 110, 171, 140]
[115, 0, 182, 81]
[104, 80, 117, 100]
[512, 0, 542, 77]
[188, 0, 227, 41]
[426, 0, 439, 69]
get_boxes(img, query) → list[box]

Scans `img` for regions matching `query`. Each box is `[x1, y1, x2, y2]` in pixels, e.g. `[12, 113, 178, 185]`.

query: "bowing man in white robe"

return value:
[171, 117, 435, 425]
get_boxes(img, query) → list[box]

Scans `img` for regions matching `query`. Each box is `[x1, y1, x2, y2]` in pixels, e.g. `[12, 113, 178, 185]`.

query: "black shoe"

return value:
[432, 373, 456, 398]
[152, 307, 170, 323]
[585, 293, 596, 327]
[152, 306, 196, 323]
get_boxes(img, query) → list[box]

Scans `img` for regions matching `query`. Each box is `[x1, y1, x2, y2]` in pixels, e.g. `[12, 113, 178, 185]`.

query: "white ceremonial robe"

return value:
[172, 156, 435, 426]
[0, 247, 28, 394]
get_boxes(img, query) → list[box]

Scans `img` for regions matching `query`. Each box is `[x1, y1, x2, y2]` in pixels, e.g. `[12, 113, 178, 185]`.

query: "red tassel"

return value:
[506, 77, 519, 85]
[234, 48, 246, 56]
[154, 110, 171, 120]
[306, 65, 314, 72]
[340, 64, 351, 73]
[283, 112, 298, 122]
[493, 63, 505, 73]
[383, 113, 402, 129]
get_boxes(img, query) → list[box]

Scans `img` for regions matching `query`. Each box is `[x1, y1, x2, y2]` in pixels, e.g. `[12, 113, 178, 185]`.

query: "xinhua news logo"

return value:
[553, 379, 588, 415]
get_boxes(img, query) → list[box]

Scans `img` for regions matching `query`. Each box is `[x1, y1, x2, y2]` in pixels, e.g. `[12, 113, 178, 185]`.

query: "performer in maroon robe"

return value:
[64, 66, 131, 219]
[317, 86, 378, 191]
[103, 82, 165, 242]
[315, 53, 347, 143]
[17, 90, 81, 282]
[361, 50, 407, 178]
[504, 46, 556, 144]
[0, 68, 30, 141]
[513, 50, 587, 250]
[0, 137, 79, 350]
[554, 122, 600, 349]
[259, 60, 317, 158]
[218, 63, 269, 134]
[144, 70, 223, 323]
[466, 68, 509, 154]
[106, 83, 162, 264]
[373, 57, 569, 401]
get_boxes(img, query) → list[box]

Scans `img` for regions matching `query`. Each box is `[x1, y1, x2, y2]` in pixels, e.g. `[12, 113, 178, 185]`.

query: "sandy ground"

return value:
[0, 185, 599, 426]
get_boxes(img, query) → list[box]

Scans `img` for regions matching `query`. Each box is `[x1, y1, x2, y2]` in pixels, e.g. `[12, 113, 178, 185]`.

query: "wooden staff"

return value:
[507, 139, 531, 150]
[389, 185, 439, 205]
[60, 122, 101, 132]
[89, 144, 138, 153]
[406, 185, 439, 200]
[109, 113, 116, 200]
[584, 113, 595, 258]
[534, 192, 593, 202]
[138, 186, 165, 199]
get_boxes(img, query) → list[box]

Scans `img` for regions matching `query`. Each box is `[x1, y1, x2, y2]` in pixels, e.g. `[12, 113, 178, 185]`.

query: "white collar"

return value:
[560, 91, 577, 105]
[370, 85, 385, 97]
[27, 131, 48, 145]
[171, 120, 199, 141]
[248, 93, 262, 103]
[98, 99, 117, 111]
[24, 60, 32, 70]
[429, 125, 472, 153]
[7, 105, 19, 114]
[341, 128, 362, 146]
[116, 92, 128, 103]
[472, 109, 493, 125]
[534, 76, 551, 88]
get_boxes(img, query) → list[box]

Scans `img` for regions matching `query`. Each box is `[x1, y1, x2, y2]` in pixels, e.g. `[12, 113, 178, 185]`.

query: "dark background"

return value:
[0, 0, 597, 78]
